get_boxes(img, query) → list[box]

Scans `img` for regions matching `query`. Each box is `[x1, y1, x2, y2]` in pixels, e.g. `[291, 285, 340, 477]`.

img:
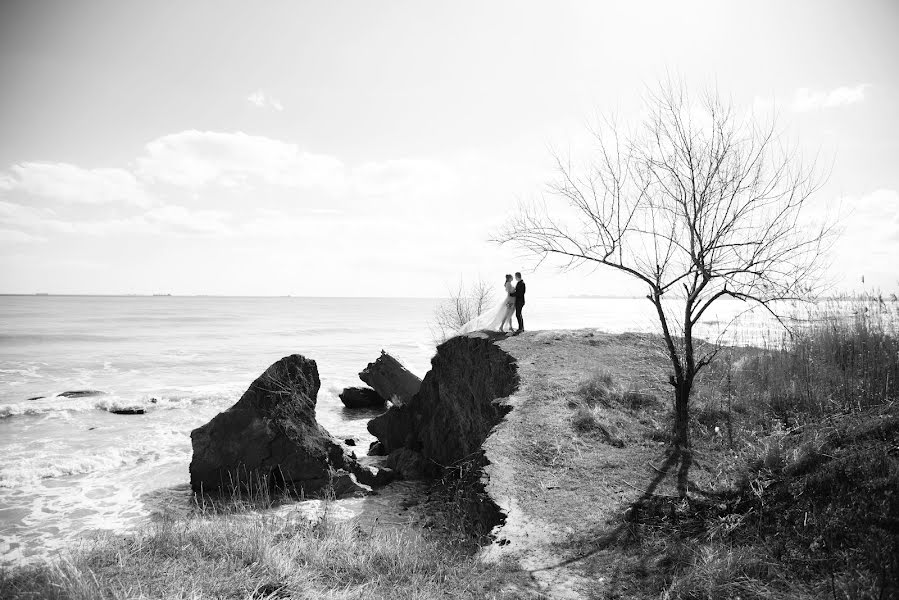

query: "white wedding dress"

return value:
[456, 281, 516, 335]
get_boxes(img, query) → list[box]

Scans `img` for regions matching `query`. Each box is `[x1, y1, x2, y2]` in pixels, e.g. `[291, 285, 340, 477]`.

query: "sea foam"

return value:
[0, 444, 164, 488]
[0, 390, 233, 420]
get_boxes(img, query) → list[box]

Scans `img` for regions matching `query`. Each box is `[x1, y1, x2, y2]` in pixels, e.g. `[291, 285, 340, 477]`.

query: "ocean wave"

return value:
[0, 391, 232, 420]
[0, 445, 163, 488]
[0, 333, 128, 343]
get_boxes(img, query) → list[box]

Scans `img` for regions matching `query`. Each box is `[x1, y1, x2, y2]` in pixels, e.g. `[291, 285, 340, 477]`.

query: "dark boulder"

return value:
[354, 464, 396, 487]
[339, 386, 386, 409]
[367, 441, 386, 456]
[359, 351, 421, 407]
[109, 407, 145, 415]
[59, 390, 105, 398]
[367, 334, 518, 468]
[331, 472, 372, 497]
[189, 354, 358, 496]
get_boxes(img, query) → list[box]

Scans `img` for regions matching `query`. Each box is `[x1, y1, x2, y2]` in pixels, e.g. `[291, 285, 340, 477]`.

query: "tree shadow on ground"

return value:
[526, 447, 704, 596]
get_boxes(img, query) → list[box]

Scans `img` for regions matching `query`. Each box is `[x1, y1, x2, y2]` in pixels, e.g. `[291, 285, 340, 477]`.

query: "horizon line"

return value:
[0, 293, 646, 300]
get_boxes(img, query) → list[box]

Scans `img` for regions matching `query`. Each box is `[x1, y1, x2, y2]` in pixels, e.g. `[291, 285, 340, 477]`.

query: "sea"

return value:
[0, 294, 787, 565]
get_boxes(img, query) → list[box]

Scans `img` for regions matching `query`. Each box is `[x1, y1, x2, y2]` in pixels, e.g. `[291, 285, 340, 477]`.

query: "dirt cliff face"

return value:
[368, 333, 519, 470]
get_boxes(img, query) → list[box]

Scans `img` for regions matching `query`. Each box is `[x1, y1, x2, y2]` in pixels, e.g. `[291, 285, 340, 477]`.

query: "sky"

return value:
[0, 0, 897, 297]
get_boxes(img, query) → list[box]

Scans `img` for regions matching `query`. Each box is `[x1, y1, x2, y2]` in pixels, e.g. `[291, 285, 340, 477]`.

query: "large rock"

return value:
[190, 354, 355, 495]
[359, 351, 421, 407]
[366, 335, 518, 470]
[339, 386, 386, 409]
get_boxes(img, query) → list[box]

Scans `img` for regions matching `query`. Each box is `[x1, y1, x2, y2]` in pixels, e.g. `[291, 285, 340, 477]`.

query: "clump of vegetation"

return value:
[0, 486, 520, 600]
[736, 299, 899, 423]
[625, 403, 899, 600]
[575, 369, 615, 407]
[575, 369, 658, 412]
[427, 452, 506, 550]
[569, 370, 657, 447]
[617, 300, 899, 599]
[430, 278, 495, 342]
[686, 298, 899, 449]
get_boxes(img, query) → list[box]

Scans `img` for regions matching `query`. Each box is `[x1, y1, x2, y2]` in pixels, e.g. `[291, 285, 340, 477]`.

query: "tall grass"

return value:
[719, 298, 899, 431]
[647, 297, 899, 599]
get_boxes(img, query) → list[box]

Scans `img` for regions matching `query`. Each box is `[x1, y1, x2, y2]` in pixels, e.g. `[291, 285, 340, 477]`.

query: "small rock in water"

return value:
[344, 438, 356, 446]
[110, 407, 145, 415]
[354, 465, 395, 487]
[367, 441, 386, 456]
[26, 396, 45, 401]
[150, 397, 158, 404]
[330, 471, 372, 497]
[338, 386, 386, 409]
[58, 390, 105, 398]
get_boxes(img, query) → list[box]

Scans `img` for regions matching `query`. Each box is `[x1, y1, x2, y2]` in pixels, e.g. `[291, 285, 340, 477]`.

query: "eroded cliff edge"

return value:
[367, 332, 521, 535]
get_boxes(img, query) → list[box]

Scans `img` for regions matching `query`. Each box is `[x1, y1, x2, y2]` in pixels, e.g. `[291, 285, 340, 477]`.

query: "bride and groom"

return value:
[458, 272, 526, 335]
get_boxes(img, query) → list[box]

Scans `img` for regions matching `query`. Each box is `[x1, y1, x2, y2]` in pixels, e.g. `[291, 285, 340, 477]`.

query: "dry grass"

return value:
[569, 369, 659, 447]
[621, 299, 899, 600]
[0, 489, 521, 600]
[627, 403, 899, 600]
[734, 299, 897, 421]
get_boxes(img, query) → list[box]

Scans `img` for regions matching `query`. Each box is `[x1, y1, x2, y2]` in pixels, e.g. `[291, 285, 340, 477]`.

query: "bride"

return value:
[457, 274, 516, 335]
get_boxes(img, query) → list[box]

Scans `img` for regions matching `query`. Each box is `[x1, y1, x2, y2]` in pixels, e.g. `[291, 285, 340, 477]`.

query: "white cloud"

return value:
[0, 132, 462, 247]
[247, 89, 284, 111]
[0, 200, 57, 229]
[0, 197, 232, 238]
[829, 189, 899, 285]
[0, 162, 153, 206]
[791, 84, 869, 112]
[351, 159, 458, 201]
[0, 228, 46, 243]
[136, 130, 346, 190]
[46, 205, 234, 238]
[144, 204, 232, 235]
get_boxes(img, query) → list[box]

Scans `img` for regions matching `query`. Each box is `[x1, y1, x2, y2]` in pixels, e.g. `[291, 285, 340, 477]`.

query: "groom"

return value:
[511, 272, 526, 333]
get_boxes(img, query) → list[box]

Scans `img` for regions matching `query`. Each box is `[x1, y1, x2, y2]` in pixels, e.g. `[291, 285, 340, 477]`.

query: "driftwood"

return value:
[359, 350, 421, 407]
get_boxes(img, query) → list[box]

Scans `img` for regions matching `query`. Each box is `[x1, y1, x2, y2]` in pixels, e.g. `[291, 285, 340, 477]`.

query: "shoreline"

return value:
[3, 313, 897, 597]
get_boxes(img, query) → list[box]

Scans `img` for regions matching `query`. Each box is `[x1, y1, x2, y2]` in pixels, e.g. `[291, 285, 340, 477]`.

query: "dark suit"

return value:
[512, 279, 526, 332]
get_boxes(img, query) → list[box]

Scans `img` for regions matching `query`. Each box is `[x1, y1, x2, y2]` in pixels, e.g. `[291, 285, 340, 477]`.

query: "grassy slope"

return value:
[484, 329, 897, 599]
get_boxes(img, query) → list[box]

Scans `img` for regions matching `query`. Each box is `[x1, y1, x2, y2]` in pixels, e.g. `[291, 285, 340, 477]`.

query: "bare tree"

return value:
[496, 80, 834, 448]
[431, 278, 495, 343]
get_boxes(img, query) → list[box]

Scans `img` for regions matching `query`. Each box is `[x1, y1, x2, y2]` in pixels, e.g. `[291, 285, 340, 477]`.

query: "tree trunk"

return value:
[673, 378, 692, 448]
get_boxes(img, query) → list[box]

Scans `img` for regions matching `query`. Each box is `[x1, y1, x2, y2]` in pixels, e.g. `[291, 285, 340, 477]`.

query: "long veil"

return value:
[456, 296, 512, 335]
